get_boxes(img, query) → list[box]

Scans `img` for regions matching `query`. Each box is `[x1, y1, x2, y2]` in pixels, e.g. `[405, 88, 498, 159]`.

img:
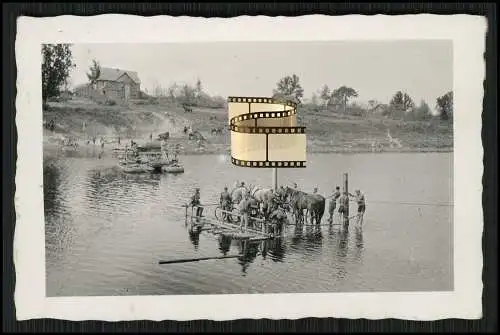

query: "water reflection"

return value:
[290, 225, 304, 247]
[337, 227, 349, 258]
[43, 159, 63, 219]
[266, 238, 286, 262]
[217, 235, 232, 256]
[188, 229, 201, 251]
[353, 226, 365, 263]
[237, 240, 261, 275]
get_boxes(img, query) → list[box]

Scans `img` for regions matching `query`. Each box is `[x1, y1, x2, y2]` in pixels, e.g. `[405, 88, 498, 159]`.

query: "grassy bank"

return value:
[43, 97, 453, 156]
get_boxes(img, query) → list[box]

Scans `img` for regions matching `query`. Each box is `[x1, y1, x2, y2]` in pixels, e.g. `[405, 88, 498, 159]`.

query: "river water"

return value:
[44, 152, 453, 296]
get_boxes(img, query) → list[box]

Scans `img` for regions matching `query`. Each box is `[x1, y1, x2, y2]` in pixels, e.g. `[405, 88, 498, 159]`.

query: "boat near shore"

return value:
[161, 162, 185, 174]
[115, 140, 185, 174]
[118, 161, 155, 174]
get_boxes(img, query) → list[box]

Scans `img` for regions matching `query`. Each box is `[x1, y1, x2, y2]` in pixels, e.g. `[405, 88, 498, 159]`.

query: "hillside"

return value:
[43, 97, 453, 156]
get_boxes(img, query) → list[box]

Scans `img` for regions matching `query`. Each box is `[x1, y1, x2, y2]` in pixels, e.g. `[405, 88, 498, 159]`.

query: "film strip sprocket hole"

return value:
[227, 96, 307, 168]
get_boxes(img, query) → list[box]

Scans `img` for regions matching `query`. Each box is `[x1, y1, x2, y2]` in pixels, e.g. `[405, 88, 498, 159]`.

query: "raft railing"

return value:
[183, 203, 280, 238]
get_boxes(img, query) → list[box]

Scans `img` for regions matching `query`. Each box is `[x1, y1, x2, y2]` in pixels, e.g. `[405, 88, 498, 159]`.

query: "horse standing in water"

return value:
[230, 185, 249, 205]
[247, 185, 275, 218]
[282, 187, 326, 226]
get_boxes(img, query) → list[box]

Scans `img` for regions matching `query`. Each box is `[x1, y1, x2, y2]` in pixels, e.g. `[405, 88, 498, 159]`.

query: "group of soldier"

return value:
[189, 184, 286, 233]
[326, 186, 366, 227]
[188, 181, 367, 231]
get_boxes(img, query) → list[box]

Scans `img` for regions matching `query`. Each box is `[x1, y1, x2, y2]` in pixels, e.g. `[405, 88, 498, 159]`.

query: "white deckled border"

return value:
[14, 14, 486, 321]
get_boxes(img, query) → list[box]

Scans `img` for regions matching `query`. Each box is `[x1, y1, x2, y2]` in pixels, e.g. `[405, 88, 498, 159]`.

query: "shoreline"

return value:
[43, 140, 453, 158]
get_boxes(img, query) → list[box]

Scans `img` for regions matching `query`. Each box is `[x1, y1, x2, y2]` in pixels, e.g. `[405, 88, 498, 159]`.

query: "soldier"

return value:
[238, 192, 251, 230]
[220, 186, 232, 222]
[328, 186, 341, 223]
[349, 189, 366, 227]
[189, 188, 203, 218]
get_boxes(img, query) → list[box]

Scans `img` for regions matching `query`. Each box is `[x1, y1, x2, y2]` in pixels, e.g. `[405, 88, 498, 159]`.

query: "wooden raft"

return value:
[185, 205, 274, 241]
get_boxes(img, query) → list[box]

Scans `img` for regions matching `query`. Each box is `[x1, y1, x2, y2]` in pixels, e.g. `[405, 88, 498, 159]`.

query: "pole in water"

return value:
[159, 254, 241, 265]
[343, 172, 349, 228]
[272, 168, 278, 191]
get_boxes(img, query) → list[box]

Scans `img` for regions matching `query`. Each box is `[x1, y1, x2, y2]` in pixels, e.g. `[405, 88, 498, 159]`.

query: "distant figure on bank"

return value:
[183, 126, 188, 134]
[92, 136, 96, 145]
[189, 188, 203, 218]
[149, 133, 153, 141]
[328, 186, 341, 223]
[117, 136, 121, 145]
[349, 189, 366, 227]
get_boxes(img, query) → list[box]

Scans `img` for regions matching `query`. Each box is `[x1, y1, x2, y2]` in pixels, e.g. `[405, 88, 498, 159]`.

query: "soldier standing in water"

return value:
[338, 191, 350, 227]
[328, 186, 341, 223]
[349, 189, 366, 227]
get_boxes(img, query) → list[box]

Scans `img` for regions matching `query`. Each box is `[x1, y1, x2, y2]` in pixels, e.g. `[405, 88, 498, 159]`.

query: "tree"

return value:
[273, 74, 304, 103]
[331, 86, 358, 113]
[153, 80, 163, 97]
[86, 59, 101, 88]
[311, 93, 319, 106]
[181, 84, 196, 104]
[42, 44, 75, 104]
[167, 82, 179, 100]
[436, 91, 453, 120]
[195, 78, 203, 98]
[390, 91, 415, 113]
[319, 84, 331, 110]
[414, 99, 432, 120]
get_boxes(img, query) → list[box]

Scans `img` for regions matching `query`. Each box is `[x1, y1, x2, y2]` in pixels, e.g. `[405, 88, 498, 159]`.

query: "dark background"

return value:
[3, 2, 497, 333]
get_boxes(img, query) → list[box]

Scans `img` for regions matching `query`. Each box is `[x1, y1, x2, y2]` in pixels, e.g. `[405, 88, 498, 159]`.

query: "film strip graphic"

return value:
[227, 96, 307, 168]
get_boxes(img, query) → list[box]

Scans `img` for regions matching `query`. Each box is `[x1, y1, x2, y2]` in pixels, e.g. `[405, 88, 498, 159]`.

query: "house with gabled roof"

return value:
[94, 67, 141, 101]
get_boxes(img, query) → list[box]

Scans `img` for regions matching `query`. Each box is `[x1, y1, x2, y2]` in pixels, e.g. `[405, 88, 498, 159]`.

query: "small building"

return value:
[94, 67, 141, 101]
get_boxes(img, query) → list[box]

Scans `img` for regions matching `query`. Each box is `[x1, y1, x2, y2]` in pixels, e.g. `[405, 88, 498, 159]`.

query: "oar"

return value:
[158, 254, 242, 265]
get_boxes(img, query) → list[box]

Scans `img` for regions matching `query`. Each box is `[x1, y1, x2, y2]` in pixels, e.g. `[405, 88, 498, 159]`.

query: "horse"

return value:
[234, 195, 260, 227]
[230, 186, 250, 205]
[282, 187, 325, 226]
[247, 185, 276, 217]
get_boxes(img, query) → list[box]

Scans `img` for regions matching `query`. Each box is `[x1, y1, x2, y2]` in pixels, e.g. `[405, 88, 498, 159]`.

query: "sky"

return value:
[69, 41, 452, 111]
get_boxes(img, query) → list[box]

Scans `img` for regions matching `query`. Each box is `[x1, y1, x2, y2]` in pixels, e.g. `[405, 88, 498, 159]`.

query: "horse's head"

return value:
[283, 186, 298, 201]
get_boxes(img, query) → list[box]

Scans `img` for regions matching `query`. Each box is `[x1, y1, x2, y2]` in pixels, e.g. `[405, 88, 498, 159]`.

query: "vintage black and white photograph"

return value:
[42, 40, 455, 297]
[15, 15, 485, 321]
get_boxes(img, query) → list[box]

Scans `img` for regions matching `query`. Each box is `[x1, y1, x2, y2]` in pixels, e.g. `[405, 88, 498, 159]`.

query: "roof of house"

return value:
[97, 67, 141, 84]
